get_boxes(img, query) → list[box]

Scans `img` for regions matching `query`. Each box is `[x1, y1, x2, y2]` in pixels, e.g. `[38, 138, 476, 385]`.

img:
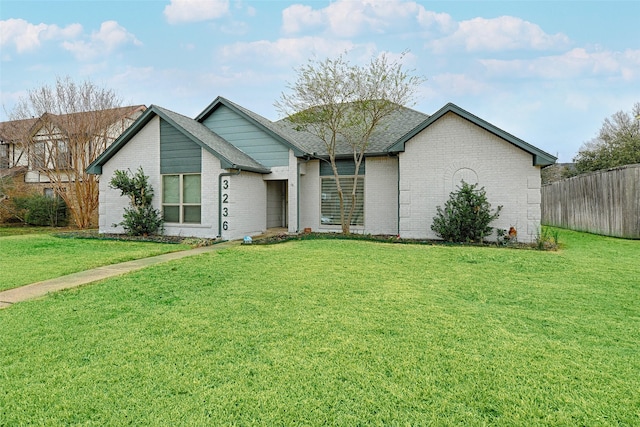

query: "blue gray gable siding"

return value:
[160, 118, 202, 174]
[201, 105, 289, 168]
[319, 159, 365, 176]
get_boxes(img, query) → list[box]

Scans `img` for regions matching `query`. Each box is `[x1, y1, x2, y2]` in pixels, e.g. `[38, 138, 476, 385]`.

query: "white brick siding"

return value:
[297, 157, 398, 235]
[398, 112, 541, 243]
[364, 156, 398, 235]
[298, 160, 320, 231]
[220, 171, 266, 240]
[99, 116, 161, 235]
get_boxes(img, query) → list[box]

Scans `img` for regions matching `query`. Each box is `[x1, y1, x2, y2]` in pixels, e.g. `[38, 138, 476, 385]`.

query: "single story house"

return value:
[87, 97, 556, 243]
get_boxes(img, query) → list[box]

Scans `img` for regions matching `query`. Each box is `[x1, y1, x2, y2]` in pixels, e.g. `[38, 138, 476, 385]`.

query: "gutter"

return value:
[218, 168, 241, 237]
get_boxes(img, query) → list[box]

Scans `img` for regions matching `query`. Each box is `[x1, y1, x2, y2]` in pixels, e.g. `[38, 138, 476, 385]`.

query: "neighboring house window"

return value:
[0, 144, 8, 169]
[320, 160, 365, 226]
[162, 174, 201, 224]
[53, 140, 72, 169]
[31, 140, 71, 170]
[33, 142, 46, 169]
[44, 188, 55, 198]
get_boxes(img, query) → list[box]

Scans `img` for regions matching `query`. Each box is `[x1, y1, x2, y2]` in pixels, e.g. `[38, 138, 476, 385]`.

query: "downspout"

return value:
[396, 154, 401, 236]
[218, 168, 241, 238]
[297, 161, 300, 233]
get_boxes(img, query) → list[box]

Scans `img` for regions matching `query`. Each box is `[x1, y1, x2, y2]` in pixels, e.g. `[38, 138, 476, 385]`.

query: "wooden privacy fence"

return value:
[541, 164, 640, 239]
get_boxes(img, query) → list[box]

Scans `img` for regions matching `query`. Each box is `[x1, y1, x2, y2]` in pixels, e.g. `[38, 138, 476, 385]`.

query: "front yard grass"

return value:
[0, 229, 638, 425]
[0, 229, 191, 291]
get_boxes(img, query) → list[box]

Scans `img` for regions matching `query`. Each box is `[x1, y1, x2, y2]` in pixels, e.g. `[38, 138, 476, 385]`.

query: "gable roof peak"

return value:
[386, 102, 557, 166]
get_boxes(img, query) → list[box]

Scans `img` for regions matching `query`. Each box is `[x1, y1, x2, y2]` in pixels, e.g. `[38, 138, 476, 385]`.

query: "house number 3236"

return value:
[222, 179, 229, 230]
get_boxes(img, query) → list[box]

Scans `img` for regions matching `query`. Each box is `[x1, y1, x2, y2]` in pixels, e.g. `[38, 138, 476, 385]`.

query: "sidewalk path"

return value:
[0, 240, 241, 309]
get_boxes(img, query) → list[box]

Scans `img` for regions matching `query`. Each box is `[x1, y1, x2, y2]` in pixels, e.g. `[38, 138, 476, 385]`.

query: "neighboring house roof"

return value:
[386, 102, 557, 166]
[0, 106, 146, 141]
[87, 105, 270, 175]
[0, 118, 39, 143]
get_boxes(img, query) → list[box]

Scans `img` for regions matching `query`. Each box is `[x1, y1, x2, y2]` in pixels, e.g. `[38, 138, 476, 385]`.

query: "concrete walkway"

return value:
[0, 240, 241, 309]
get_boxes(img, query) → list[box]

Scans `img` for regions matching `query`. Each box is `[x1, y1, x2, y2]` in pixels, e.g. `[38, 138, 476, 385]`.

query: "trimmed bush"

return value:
[431, 181, 502, 243]
[109, 167, 163, 236]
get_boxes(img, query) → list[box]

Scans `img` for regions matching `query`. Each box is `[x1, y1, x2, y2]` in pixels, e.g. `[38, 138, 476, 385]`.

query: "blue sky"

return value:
[1, 0, 639, 162]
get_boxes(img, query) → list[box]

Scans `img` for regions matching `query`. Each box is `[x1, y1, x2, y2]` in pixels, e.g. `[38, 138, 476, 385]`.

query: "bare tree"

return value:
[6, 76, 134, 228]
[276, 52, 424, 233]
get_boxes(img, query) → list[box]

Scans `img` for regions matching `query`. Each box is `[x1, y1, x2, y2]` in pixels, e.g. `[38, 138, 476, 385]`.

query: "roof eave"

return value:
[219, 160, 271, 174]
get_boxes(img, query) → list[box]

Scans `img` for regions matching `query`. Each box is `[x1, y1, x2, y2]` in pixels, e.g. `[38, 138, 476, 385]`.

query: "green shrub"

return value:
[431, 181, 502, 243]
[535, 226, 560, 251]
[12, 194, 67, 226]
[109, 167, 163, 236]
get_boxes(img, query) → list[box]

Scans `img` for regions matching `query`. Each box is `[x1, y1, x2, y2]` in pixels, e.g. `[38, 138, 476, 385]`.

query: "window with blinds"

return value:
[321, 177, 364, 226]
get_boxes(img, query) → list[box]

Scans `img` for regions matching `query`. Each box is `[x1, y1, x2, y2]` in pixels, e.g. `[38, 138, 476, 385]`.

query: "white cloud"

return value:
[282, 4, 325, 34]
[416, 10, 456, 36]
[164, 0, 230, 24]
[0, 18, 82, 53]
[428, 16, 570, 53]
[282, 0, 439, 38]
[480, 48, 640, 80]
[61, 21, 141, 61]
[219, 36, 361, 67]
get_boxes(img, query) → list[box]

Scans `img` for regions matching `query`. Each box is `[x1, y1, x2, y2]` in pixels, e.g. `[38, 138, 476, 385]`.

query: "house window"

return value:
[33, 142, 46, 169]
[31, 140, 72, 170]
[162, 174, 201, 224]
[321, 177, 364, 226]
[53, 140, 72, 169]
[0, 144, 8, 169]
[319, 159, 365, 227]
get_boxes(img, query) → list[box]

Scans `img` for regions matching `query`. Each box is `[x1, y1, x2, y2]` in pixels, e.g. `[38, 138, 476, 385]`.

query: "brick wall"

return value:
[364, 156, 398, 235]
[221, 171, 266, 240]
[399, 112, 541, 243]
[99, 116, 161, 234]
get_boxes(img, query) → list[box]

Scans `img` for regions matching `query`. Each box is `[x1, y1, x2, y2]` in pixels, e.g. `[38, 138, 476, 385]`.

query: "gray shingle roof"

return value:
[87, 105, 270, 174]
[153, 106, 269, 172]
[274, 104, 429, 157]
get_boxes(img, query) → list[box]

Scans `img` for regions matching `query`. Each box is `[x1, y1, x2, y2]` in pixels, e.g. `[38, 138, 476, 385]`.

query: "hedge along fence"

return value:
[541, 164, 640, 239]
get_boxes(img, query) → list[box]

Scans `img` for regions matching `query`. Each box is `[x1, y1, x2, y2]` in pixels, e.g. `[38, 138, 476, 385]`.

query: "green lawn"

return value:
[0, 229, 191, 291]
[1, 229, 638, 425]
